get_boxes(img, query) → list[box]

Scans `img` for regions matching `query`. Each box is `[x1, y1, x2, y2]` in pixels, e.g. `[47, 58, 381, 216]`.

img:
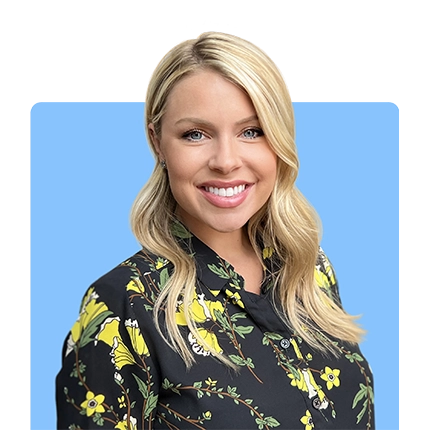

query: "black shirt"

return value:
[56, 221, 375, 429]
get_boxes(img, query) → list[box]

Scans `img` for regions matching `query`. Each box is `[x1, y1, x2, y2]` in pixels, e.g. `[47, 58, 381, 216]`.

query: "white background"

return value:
[1, 1, 419, 428]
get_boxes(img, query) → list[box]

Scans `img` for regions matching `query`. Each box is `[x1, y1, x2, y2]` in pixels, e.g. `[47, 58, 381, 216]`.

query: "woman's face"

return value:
[150, 70, 277, 240]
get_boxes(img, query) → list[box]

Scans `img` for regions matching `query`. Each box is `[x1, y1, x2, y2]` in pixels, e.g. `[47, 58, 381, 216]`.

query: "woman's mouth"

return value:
[204, 184, 247, 197]
[200, 183, 251, 208]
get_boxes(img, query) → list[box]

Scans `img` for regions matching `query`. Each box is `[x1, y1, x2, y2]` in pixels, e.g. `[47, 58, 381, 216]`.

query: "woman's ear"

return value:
[148, 123, 164, 161]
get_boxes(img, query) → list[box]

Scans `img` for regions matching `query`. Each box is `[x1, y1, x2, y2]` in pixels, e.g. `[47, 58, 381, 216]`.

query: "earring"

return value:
[160, 160, 167, 169]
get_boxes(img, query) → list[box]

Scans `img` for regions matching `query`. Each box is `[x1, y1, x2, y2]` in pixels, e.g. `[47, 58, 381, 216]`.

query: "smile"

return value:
[204, 185, 247, 197]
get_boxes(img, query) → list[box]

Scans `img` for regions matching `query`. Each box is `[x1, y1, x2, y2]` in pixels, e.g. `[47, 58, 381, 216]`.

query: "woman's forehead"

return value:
[162, 71, 257, 127]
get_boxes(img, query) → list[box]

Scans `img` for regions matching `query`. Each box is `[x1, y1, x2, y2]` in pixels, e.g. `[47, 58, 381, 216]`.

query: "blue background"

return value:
[31, 102, 399, 429]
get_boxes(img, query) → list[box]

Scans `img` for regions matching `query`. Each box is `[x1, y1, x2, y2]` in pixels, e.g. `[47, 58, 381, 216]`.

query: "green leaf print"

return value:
[233, 324, 254, 339]
[255, 416, 281, 429]
[284, 362, 301, 380]
[207, 263, 230, 279]
[159, 267, 170, 289]
[213, 309, 230, 331]
[234, 325, 254, 338]
[230, 312, 247, 321]
[352, 385, 366, 408]
[92, 412, 104, 426]
[263, 332, 284, 341]
[352, 383, 373, 424]
[79, 310, 113, 348]
[265, 416, 281, 428]
[352, 352, 364, 361]
[244, 357, 255, 368]
[229, 354, 249, 366]
[171, 221, 193, 238]
[356, 399, 368, 424]
[70, 360, 86, 379]
[162, 378, 173, 390]
[144, 392, 159, 419]
[132, 373, 150, 399]
[345, 352, 364, 363]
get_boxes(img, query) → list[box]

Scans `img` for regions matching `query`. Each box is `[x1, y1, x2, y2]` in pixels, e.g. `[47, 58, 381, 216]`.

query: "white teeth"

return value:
[205, 185, 246, 197]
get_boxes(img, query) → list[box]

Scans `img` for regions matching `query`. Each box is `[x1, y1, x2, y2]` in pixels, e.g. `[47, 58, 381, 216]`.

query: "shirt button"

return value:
[279, 338, 290, 349]
[312, 397, 322, 410]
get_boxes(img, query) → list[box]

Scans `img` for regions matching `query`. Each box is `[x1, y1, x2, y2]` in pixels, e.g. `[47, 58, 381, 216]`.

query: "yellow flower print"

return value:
[197, 328, 223, 354]
[225, 289, 244, 308]
[155, 258, 167, 269]
[302, 369, 329, 409]
[314, 266, 331, 289]
[111, 336, 137, 369]
[96, 318, 150, 359]
[114, 414, 137, 430]
[288, 370, 307, 391]
[290, 338, 304, 360]
[126, 278, 145, 294]
[209, 289, 221, 297]
[188, 328, 223, 356]
[289, 368, 328, 410]
[80, 391, 105, 417]
[70, 288, 109, 344]
[65, 288, 112, 356]
[321, 253, 336, 285]
[176, 291, 224, 326]
[205, 377, 217, 387]
[300, 410, 314, 430]
[203, 410, 212, 420]
[118, 395, 126, 408]
[125, 319, 149, 357]
[321, 366, 341, 390]
[95, 317, 120, 347]
[263, 246, 274, 259]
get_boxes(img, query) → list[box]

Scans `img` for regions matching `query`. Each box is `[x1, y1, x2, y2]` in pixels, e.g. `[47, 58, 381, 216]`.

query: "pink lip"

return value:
[198, 182, 253, 208]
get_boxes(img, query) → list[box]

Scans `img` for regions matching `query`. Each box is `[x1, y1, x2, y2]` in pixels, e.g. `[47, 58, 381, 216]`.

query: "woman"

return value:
[56, 32, 374, 429]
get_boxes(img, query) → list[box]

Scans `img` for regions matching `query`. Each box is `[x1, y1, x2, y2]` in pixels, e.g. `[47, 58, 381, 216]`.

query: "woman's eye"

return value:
[242, 128, 264, 139]
[183, 129, 205, 141]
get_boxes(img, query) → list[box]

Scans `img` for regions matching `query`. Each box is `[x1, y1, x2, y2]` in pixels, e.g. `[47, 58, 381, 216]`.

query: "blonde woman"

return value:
[56, 32, 374, 429]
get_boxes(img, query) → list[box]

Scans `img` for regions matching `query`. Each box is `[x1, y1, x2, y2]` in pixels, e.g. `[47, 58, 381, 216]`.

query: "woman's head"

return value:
[148, 69, 278, 240]
[131, 33, 361, 362]
[144, 31, 300, 229]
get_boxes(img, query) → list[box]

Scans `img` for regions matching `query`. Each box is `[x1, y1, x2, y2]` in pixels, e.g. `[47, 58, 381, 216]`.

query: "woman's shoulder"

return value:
[98, 247, 171, 280]
[82, 248, 173, 311]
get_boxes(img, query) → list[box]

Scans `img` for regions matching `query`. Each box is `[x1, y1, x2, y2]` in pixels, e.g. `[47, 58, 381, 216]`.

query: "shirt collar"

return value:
[171, 219, 280, 297]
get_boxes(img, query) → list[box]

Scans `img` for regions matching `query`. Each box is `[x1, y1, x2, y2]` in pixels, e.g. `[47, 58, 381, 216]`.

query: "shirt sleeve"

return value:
[55, 267, 161, 429]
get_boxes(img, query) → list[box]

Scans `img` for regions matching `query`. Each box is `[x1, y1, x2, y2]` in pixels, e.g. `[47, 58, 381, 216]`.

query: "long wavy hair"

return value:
[131, 31, 364, 367]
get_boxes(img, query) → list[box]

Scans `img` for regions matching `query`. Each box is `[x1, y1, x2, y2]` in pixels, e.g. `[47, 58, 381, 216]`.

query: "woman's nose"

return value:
[208, 136, 243, 174]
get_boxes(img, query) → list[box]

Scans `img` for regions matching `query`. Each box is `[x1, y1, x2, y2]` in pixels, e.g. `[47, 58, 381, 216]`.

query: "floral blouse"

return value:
[56, 221, 375, 430]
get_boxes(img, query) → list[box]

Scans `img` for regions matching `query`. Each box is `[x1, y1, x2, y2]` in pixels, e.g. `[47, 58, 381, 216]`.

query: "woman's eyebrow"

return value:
[175, 117, 214, 127]
[175, 115, 259, 127]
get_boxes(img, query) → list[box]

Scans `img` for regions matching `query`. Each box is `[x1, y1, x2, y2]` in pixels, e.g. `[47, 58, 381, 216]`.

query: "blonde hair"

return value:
[131, 31, 364, 367]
